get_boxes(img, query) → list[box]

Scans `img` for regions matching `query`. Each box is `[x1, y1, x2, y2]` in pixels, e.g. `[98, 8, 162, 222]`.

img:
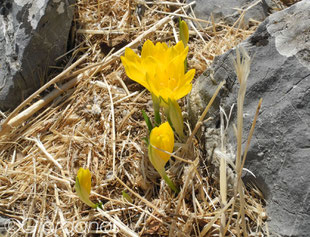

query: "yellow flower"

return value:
[121, 40, 195, 103]
[148, 122, 178, 192]
[75, 168, 97, 208]
[149, 122, 174, 172]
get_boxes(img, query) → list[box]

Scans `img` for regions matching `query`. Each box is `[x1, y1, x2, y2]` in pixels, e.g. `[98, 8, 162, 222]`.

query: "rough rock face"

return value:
[188, 1, 310, 236]
[186, 0, 269, 26]
[0, 215, 9, 235]
[0, 0, 75, 110]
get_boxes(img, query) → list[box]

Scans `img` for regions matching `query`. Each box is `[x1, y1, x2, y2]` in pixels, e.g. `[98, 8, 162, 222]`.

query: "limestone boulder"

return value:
[188, 1, 310, 236]
[0, 0, 75, 110]
[186, 0, 269, 26]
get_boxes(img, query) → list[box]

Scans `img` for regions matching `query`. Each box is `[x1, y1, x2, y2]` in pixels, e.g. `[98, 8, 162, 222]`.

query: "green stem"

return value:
[151, 94, 161, 126]
[162, 173, 179, 193]
[96, 202, 103, 209]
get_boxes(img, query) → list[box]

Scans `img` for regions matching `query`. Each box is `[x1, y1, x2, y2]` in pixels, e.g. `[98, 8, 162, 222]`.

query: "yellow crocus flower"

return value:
[75, 168, 97, 208]
[121, 40, 195, 104]
[148, 122, 178, 192]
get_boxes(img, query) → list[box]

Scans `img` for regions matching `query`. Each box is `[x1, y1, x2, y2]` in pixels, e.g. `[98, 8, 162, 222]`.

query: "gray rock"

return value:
[0, 0, 75, 111]
[186, 0, 269, 26]
[0, 215, 10, 235]
[188, 1, 310, 236]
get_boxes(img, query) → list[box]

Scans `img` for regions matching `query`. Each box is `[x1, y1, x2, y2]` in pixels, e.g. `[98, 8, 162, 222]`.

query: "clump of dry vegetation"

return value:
[0, 0, 269, 236]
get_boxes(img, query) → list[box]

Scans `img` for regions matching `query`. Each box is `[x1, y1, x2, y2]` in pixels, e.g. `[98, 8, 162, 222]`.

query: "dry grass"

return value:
[0, 0, 268, 236]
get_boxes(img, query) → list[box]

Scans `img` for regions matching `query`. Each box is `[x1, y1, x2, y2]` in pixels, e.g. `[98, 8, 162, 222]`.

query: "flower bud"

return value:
[167, 99, 185, 139]
[148, 122, 178, 192]
[75, 168, 97, 208]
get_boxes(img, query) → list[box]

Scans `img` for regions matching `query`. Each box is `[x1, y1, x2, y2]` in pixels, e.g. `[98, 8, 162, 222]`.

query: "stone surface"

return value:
[0, 0, 75, 110]
[186, 0, 269, 26]
[0, 215, 9, 235]
[188, 1, 310, 236]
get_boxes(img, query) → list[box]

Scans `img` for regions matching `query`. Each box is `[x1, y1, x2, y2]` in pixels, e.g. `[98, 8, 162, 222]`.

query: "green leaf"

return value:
[122, 190, 133, 203]
[142, 110, 153, 132]
[143, 137, 149, 146]
[95, 202, 103, 209]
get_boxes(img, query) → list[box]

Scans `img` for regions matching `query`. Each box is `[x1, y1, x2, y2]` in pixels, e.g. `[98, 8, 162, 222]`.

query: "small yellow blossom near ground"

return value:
[148, 122, 178, 192]
[75, 168, 97, 208]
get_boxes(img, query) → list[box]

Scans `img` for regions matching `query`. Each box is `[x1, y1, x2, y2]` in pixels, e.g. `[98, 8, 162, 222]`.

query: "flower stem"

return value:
[163, 173, 179, 193]
[151, 94, 161, 126]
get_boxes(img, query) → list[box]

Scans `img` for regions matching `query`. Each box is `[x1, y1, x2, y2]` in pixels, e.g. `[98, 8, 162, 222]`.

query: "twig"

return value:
[200, 197, 235, 236]
[97, 208, 139, 237]
[184, 80, 225, 153]
[26, 137, 62, 170]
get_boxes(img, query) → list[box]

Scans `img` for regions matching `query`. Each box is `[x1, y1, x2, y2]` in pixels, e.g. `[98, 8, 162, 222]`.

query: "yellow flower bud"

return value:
[148, 122, 178, 192]
[179, 19, 189, 47]
[167, 99, 184, 139]
[75, 168, 97, 208]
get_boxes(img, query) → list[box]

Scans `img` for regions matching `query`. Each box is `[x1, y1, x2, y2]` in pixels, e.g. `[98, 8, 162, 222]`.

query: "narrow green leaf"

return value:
[142, 110, 153, 132]
[143, 137, 149, 146]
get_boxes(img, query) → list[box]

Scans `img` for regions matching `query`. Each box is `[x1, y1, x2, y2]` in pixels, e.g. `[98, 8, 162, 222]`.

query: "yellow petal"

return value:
[184, 69, 196, 83]
[157, 87, 175, 103]
[124, 48, 141, 64]
[123, 62, 148, 88]
[141, 56, 157, 79]
[174, 41, 185, 54]
[77, 168, 92, 194]
[174, 84, 192, 101]
[150, 122, 174, 164]
[141, 40, 155, 59]
[174, 69, 195, 100]
[155, 41, 168, 54]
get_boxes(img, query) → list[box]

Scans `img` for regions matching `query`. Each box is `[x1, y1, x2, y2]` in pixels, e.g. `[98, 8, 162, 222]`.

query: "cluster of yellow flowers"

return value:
[75, 20, 194, 207]
[122, 39, 195, 139]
